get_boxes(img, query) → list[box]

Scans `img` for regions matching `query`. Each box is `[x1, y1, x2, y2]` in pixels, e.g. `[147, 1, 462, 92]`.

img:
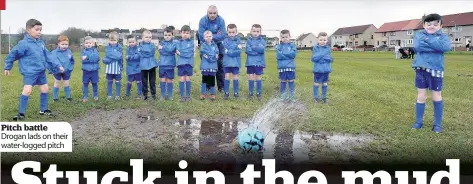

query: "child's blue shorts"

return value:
[178, 64, 193, 76]
[106, 73, 122, 81]
[224, 67, 240, 75]
[279, 71, 296, 80]
[415, 68, 443, 91]
[53, 72, 72, 81]
[127, 73, 142, 82]
[82, 70, 99, 84]
[246, 66, 264, 75]
[314, 72, 330, 83]
[159, 67, 175, 79]
[24, 72, 48, 86]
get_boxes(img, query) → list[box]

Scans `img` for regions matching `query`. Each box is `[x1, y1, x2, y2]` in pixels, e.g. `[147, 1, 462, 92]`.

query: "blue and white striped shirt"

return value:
[278, 68, 295, 73]
[105, 62, 122, 74]
[414, 67, 444, 78]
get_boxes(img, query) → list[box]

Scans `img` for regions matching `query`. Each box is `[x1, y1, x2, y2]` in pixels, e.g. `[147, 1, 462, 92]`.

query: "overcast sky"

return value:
[1, 0, 472, 38]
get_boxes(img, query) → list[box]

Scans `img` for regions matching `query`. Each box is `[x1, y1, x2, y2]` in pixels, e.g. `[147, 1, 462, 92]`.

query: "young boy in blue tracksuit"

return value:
[139, 30, 159, 100]
[158, 27, 177, 101]
[125, 36, 143, 99]
[222, 24, 242, 100]
[276, 29, 297, 102]
[411, 13, 451, 133]
[176, 25, 195, 102]
[245, 24, 267, 101]
[311, 32, 333, 104]
[51, 35, 74, 102]
[103, 31, 124, 100]
[200, 30, 219, 101]
[4, 19, 64, 121]
[81, 36, 101, 102]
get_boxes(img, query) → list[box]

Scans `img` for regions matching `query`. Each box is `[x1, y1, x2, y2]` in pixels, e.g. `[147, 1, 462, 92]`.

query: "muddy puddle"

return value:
[70, 108, 374, 164]
[173, 119, 373, 164]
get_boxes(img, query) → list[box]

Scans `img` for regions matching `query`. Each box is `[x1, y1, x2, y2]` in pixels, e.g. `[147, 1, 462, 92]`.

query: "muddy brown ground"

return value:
[69, 99, 375, 164]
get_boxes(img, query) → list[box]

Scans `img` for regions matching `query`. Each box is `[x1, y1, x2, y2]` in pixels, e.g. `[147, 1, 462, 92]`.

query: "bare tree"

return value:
[59, 27, 88, 45]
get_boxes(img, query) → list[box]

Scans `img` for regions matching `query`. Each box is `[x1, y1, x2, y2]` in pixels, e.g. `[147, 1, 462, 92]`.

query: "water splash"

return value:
[245, 96, 307, 136]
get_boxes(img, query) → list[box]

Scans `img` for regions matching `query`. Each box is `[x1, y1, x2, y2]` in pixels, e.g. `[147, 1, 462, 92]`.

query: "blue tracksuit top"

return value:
[176, 38, 195, 67]
[103, 43, 124, 69]
[276, 42, 297, 69]
[198, 15, 226, 53]
[51, 47, 74, 74]
[311, 44, 333, 73]
[245, 36, 266, 67]
[200, 41, 219, 71]
[158, 39, 177, 69]
[222, 36, 242, 68]
[412, 29, 451, 72]
[138, 41, 158, 70]
[81, 47, 101, 71]
[4, 34, 62, 75]
[126, 45, 141, 75]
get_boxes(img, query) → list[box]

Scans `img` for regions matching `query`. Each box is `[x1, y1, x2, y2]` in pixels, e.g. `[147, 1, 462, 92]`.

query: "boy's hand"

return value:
[176, 50, 181, 55]
[81, 56, 87, 60]
[59, 67, 65, 73]
[225, 49, 228, 54]
[215, 55, 218, 59]
[238, 44, 242, 49]
[4, 70, 10, 76]
[204, 54, 209, 59]
[158, 45, 163, 50]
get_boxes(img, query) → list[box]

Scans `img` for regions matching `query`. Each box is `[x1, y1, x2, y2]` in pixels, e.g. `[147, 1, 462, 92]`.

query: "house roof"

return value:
[415, 11, 473, 29]
[331, 24, 373, 36]
[296, 33, 312, 41]
[376, 19, 421, 33]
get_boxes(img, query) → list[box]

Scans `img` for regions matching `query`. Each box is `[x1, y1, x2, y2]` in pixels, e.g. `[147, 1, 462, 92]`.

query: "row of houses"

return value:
[292, 11, 472, 50]
[86, 28, 282, 48]
[329, 11, 473, 50]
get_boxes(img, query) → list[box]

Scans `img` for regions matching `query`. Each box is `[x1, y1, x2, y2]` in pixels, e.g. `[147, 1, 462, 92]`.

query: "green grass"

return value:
[1, 50, 473, 164]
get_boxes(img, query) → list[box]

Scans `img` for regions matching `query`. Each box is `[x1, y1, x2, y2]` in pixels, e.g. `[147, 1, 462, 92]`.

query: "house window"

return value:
[452, 26, 463, 32]
[390, 32, 396, 36]
[355, 41, 359, 46]
[355, 34, 359, 38]
[442, 28, 449, 33]
[455, 38, 462, 42]
[371, 35, 374, 39]
[383, 33, 387, 37]
[390, 40, 396, 45]
[407, 30, 413, 35]
[382, 41, 387, 45]
[407, 39, 413, 45]
[377, 41, 379, 45]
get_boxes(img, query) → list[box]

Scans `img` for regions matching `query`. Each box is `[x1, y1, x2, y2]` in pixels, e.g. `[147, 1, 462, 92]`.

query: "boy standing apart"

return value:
[103, 31, 124, 100]
[245, 24, 267, 101]
[222, 24, 242, 100]
[411, 13, 451, 133]
[4, 19, 64, 120]
[311, 32, 333, 104]
[176, 25, 195, 102]
[276, 30, 297, 102]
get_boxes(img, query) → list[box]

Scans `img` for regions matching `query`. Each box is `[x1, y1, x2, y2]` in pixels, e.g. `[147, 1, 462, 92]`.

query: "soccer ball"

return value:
[237, 128, 264, 152]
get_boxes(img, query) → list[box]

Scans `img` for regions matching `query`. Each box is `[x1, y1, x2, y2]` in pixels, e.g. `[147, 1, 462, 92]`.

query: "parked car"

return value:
[342, 47, 353, 51]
